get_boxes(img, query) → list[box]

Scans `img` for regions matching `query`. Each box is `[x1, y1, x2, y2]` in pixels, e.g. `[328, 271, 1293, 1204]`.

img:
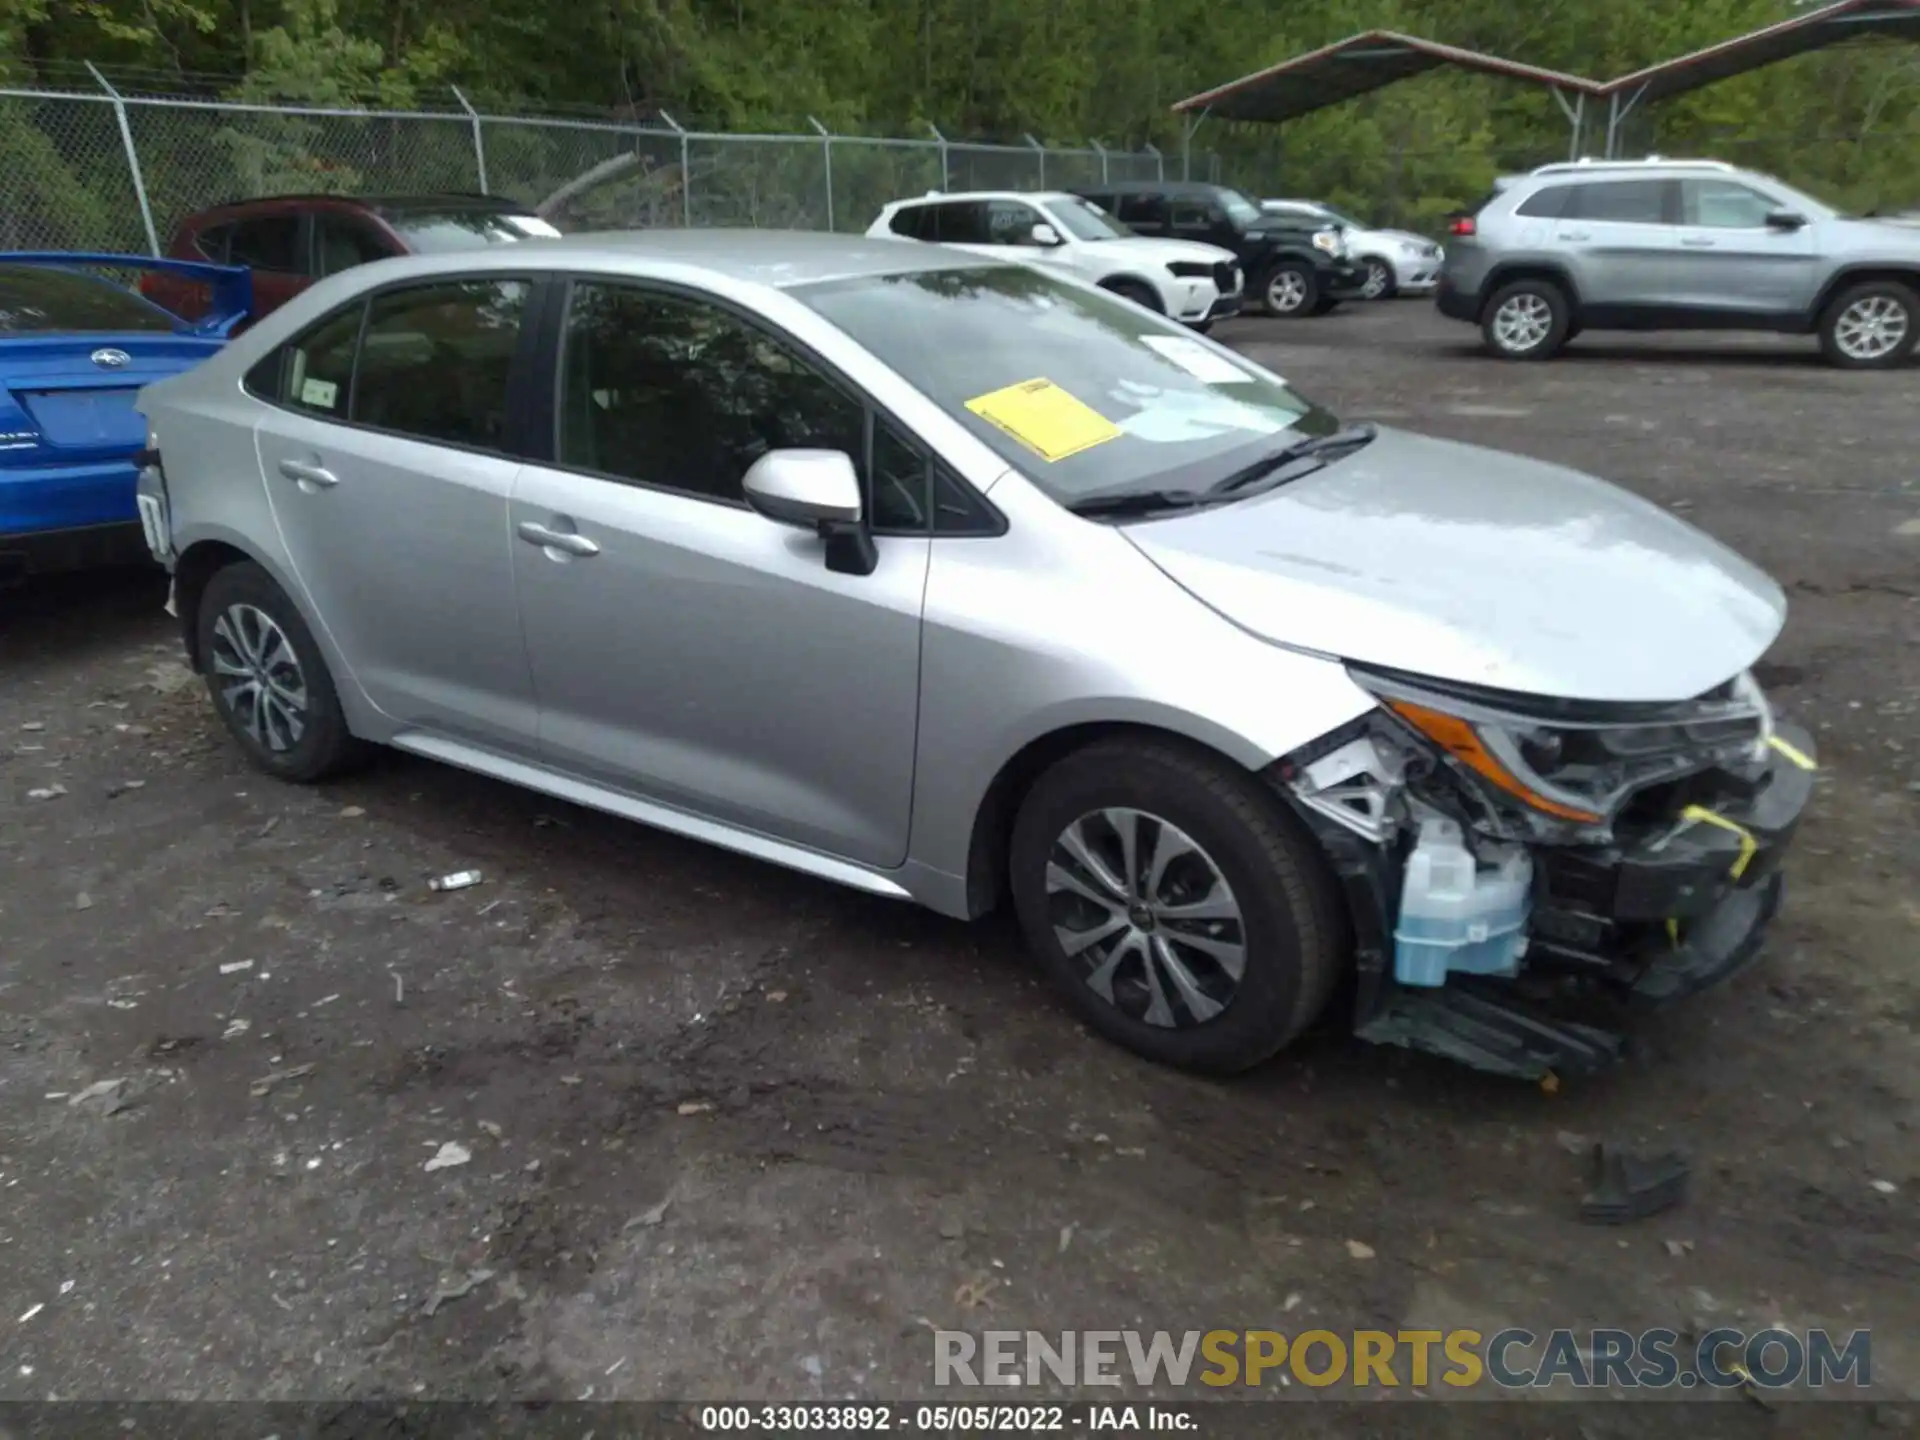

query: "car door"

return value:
[508, 277, 931, 867]
[1117, 193, 1170, 237]
[1169, 197, 1237, 254]
[249, 275, 541, 751]
[1554, 179, 1680, 311]
[1673, 177, 1818, 317]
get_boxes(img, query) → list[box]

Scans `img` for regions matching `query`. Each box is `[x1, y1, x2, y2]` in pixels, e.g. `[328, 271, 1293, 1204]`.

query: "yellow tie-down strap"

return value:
[1768, 733, 1818, 771]
[1679, 805, 1759, 880]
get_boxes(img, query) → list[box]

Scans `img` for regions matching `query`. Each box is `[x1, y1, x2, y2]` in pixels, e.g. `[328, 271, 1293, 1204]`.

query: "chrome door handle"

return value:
[277, 458, 337, 488]
[1681, 237, 1717, 247]
[517, 520, 600, 557]
[1555, 231, 1590, 242]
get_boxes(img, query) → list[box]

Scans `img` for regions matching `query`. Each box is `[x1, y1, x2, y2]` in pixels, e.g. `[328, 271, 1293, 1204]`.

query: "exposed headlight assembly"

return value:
[1311, 228, 1343, 256]
[1348, 665, 1773, 831]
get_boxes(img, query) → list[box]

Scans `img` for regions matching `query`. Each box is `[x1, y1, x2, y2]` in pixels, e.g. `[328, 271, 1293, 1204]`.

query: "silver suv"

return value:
[1438, 157, 1920, 368]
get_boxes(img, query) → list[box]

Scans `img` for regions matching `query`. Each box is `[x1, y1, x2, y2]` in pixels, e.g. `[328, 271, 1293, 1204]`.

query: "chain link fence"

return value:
[0, 80, 1179, 254]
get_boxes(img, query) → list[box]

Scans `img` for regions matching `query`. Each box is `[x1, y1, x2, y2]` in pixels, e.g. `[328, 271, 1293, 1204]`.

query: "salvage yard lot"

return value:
[2, 301, 1916, 1418]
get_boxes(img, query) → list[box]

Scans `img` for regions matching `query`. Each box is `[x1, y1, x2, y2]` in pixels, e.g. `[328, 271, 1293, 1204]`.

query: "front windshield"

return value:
[386, 210, 563, 252]
[792, 265, 1339, 504]
[1043, 196, 1130, 241]
[1218, 189, 1263, 226]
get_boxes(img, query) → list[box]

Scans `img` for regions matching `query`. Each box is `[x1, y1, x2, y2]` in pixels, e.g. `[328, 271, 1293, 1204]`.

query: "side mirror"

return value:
[741, 449, 877, 576]
[1765, 209, 1807, 231]
[1029, 222, 1061, 246]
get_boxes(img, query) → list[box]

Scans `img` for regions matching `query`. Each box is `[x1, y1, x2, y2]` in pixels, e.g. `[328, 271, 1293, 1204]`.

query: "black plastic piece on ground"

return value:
[1580, 1143, 1691, 1224]
[1354, 983, 1623, 1080]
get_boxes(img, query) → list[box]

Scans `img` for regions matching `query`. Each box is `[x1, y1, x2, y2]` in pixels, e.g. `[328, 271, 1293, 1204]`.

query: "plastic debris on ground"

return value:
[1580, 1144, 1691, 1224]
[424, 1141, 472, 1172]
[428, 871, 484, 892]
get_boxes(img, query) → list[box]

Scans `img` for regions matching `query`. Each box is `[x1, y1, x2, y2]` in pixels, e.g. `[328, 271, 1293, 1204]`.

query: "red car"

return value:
[142, 192, 562, 323]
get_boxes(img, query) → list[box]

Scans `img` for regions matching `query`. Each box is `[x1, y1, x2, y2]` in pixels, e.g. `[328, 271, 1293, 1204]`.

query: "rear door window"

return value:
[352, 279, 531, 450]
[314, 215, 396, 277]
[1568, 180, 1674, 225]
[249, 300, 365, 416]
[1515, 185, 1574, 219]
[929, 201, 992, 244]
[1117, 194, 1167, 227]
[226, 216, 303, 272]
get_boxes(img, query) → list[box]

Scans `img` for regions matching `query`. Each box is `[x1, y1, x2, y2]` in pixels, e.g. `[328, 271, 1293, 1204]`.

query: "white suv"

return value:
[868, 190, 1243, 330]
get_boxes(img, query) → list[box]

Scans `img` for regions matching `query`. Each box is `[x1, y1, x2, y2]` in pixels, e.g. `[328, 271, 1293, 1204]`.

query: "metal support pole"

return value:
[1181, 109, 1210, 182]
[1024, 133, 1045, 189]
[88, 63, 159, 256]
[928, 122, 949, 190]
[451, 85, 488, 193]
[1548, 87, 1585, 162]
[1143, 141, 1163, 182]
[1603, 85, 1647, 159]
[1089, 138, 1108, 184]
[659, 110, 691, 227]
[809, 116, 834, 231]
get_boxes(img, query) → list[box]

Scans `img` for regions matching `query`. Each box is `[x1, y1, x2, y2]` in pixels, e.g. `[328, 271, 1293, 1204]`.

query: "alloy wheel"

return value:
[210, 602, 309, 752]
[1833, 295, 1910, 362]
[1491, 292, 1553, 353]
[1361, 260, 1390, 299]
[1266, 269, 1307, 314]
[1044, 807, 1246, 1029]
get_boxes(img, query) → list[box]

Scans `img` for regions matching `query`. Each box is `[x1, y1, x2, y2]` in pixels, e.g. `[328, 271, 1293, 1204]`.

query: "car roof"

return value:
[322, 229, 1006, 290]
[1078, 180, 1227, 197]
[888, 190, 1080, 207]
[188, 192, 537, 221]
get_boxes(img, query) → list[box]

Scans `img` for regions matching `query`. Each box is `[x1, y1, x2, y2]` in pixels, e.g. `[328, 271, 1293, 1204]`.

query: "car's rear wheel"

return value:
[1818, 280, 1918, 369]
[1261, 262, 1318, 318]
[1481, 279, 1570, 360]
[1360, 258, 1395, 300]
[1008, 737, 1345, 1073]
[195, 561, 363, 783]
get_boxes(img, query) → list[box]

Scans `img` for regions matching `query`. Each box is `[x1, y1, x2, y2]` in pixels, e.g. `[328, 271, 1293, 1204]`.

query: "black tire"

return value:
[1480, 277, 1571, 360]
[1008, 737, 1346, 1073]
[1260, 261, 1318, 318]
[1360, 257, 1396, 300]
[195, 560, 364, 783]
[1102, 277, 1163, 314]
[1310, 294, 1340, 316]
[1817, 279, 1919, 370]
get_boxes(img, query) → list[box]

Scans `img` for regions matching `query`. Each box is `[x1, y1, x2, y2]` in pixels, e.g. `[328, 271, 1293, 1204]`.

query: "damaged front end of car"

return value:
[1274, 664, 1818, 1081]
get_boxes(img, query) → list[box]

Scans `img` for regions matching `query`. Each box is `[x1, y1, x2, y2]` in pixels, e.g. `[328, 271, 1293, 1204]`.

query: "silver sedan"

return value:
[134, 231, 1811, 1079]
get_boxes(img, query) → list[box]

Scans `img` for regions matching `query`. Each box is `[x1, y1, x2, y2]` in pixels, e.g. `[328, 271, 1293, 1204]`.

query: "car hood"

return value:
[1122, 427, 1787, 703]
[1097, 236, 1238, 266]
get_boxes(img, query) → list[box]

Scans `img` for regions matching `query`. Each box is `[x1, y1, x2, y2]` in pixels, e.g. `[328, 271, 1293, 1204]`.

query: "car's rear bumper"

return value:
[0, 520, 150, 583]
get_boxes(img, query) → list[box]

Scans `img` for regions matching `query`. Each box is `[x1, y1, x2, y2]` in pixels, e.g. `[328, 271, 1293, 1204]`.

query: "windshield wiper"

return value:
[1065, 488, 1208, 519]
[1205, 422, 1379, 499]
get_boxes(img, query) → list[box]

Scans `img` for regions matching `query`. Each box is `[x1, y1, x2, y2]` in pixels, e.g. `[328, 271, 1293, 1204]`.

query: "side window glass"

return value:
[869, 419, 929, 531]
[933, 202, 991, 245]
[1570, 180, 1670, 225]
[888, 206, 931, 240]
[194, 224, 232, 262]
[1119, 195, 1165, 225]
[1515, 185, 1572, 219]
[986, 201, 1042, 246]
[1684, 181, 1777, 229]
[315, 217, 394, 277]
[1169, 201, 1213, 229]
[931, 466, 1001, 536]
[227, 216, 302, 272]
[352, 279, 529, 450]
[249, 300, 363, 416]
[558, 283, 864, 505]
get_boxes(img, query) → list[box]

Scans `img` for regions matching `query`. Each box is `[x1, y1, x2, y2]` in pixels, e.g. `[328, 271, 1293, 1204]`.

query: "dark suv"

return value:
[1073, 181, 1363, 317]
[142, 193, 561, 323]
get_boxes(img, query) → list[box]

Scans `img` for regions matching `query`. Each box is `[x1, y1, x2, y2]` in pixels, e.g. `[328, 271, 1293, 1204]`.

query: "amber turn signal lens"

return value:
[1386, 699, 1605, 823]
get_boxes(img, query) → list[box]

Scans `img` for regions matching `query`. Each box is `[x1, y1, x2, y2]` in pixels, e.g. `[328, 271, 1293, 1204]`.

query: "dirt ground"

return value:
[1, 302, 1915, 1428]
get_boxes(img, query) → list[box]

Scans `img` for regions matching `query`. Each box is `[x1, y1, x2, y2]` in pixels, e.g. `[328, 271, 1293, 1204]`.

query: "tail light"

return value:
[1449, 215, 1477, 237]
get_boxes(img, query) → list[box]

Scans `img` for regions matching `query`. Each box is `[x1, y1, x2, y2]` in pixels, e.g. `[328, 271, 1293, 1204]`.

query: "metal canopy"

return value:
[1600, 0, 1920, 108]
[1170, 30, 1601, 124]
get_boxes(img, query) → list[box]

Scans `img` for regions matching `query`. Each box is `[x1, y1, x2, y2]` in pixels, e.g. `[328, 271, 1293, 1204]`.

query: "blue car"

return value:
[0, 252, 250, 582]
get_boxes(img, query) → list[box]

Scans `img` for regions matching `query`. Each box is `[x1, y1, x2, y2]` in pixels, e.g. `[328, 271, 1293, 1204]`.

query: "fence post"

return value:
[1024, 132, 1045, 189]
[451, 85, 488, 193]
[1089, 138, 1108, 184]
[927, 123, 949, 190]
[659, 110, 691, 227]
[809, 116, 834, 231]
[87, 63, 159, 256]
[1143, 142, 1163, 182]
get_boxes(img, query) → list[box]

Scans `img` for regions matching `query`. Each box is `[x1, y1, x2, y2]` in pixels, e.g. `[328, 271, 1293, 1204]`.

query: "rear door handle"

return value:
[277, 458, 337, 488]
[1555, 231, 1590, 242]
[1681, 237, 1717, 247]
[517, 520, 600, 558]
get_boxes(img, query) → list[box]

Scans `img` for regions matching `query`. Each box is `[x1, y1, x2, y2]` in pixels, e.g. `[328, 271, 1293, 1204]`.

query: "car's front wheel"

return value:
[196, 560, 364, 782]
[1360, 258, 1395, 300]
[1009, 738, 1345, 1073]
[1481, 279, 1570, 360]
[1818, 279, 1918, 369]
[1261, 262, 1318, 318]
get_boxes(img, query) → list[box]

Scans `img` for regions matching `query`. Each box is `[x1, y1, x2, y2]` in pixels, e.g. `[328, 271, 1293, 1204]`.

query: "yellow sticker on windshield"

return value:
[964, 378, 1121, 462]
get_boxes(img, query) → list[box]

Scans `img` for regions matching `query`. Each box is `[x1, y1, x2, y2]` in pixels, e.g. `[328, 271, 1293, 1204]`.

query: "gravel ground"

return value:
[1, 301, 1915, 1428]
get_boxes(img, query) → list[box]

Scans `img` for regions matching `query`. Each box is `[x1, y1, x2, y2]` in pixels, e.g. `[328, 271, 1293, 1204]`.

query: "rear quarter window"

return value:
[1515, 185, 1574, 219]
[887, 205, 935, 241]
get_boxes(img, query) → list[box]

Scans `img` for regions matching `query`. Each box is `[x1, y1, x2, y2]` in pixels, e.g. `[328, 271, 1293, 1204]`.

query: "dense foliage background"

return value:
[2, 0, 1917, 225]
